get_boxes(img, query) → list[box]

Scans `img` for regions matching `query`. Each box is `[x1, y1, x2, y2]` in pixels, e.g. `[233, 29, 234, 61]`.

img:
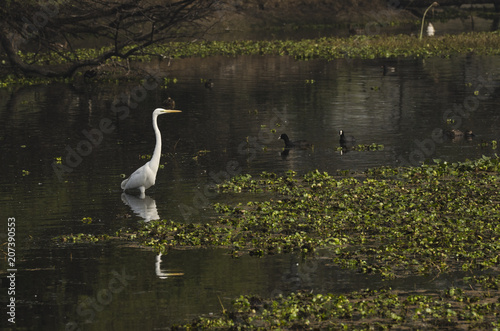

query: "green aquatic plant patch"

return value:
[19, 32, 500, 64]
[173, 281, 500, 330]
[4, 31, 500, 87]
[3, 32, 500, 86]
[55, 156, 500, 328]
[56, 155, 500, 279]
[56, 156, 500, 278]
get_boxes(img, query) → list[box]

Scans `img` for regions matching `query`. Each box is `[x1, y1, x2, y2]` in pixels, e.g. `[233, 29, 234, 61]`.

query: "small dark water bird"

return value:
[444, 129, 474, 140]
[279, 133, 310, 149]
[348, 24, 364, 35]
[339, 130, 356, 146]
[163, 97, 175, 110]
[381, 65, 396, 76]
[280, 148, 291, 159]
[84, 69, 97, 80]
[204, 79, 214, 89]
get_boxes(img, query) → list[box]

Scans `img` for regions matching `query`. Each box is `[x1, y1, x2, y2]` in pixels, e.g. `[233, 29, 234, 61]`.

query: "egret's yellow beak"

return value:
[161, 109, 182, 113]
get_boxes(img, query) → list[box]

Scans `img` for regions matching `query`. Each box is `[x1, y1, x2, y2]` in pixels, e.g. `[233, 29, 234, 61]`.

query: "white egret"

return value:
[121, 108, 181, 195]
[419, 2, 438, 40]
[427, 22, 435, 37]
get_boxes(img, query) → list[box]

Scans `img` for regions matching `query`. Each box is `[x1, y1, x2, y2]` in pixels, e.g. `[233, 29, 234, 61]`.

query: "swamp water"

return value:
[1, 54, 500, 330]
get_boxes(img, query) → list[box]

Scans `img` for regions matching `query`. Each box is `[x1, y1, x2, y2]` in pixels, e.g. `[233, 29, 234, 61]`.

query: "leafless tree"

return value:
[0, 0, 224, 78]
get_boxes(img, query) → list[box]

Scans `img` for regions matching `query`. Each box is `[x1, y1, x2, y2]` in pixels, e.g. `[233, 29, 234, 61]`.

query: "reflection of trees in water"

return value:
[0, 84, 77, 160]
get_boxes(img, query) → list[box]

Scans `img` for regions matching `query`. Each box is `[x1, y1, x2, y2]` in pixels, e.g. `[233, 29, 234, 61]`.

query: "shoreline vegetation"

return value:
[2, 31, 500, 87]
[55, 156, 500, 329]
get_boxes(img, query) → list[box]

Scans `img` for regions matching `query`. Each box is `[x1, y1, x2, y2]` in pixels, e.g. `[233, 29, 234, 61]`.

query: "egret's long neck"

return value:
[150, 113, 162, 172]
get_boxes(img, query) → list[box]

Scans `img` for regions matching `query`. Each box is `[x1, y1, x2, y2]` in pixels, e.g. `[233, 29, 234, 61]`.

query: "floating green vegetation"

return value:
[55, 233, 110, 243]
[337, 143, 385, 151]
[192, 149, 211, 161]
[0, 70, 146, 88]
[81, 217, 93, 224]
[354, 143, 384, 151]
[161, 77, 178, 89]
[89, 155, 500, 280]
[479, 140, 498, 149]
[3, 32, 500, 87]
[129, 32, 500, 61]
[173, 283, 500, 330]
[0, 74, 71, 88]
[5, 31, 500, 74]
[56, 156, 500, 328]
[56, 156, 500, 279]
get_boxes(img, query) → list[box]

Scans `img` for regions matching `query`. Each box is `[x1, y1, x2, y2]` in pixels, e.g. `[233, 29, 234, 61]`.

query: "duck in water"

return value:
[163, 97, 175, 110]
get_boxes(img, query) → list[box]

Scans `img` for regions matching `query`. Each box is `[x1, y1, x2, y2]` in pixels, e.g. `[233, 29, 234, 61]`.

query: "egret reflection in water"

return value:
[155, 253, 184, 279]
[121, 193, 160, 222]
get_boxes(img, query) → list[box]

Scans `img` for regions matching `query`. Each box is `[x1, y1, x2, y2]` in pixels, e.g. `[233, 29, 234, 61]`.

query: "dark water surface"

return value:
[1, 54, 500, 330]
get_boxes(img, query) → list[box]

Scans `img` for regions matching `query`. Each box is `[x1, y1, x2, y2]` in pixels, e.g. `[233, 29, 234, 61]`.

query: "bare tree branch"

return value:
[0, 0, 224, 78]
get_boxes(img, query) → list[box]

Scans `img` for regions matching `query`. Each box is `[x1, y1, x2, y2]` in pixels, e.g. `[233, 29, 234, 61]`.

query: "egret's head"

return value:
[154, 108, 182, 116]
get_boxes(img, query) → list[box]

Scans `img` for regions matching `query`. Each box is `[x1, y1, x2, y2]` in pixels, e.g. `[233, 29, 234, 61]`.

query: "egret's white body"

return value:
[427, 23, 435, 36]
[121, 108, 181, 195]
